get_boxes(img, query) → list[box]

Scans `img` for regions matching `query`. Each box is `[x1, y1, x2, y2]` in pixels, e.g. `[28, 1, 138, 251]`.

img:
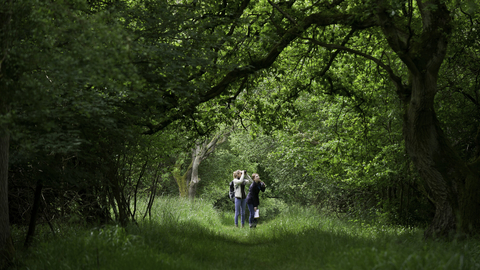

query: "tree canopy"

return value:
[2, 0, 480, 263]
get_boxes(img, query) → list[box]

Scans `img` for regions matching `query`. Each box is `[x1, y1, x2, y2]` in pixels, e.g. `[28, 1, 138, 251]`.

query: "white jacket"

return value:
[233, 173, 252, 199]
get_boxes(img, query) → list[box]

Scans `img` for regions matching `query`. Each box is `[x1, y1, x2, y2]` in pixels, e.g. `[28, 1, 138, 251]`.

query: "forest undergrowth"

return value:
[10, 197, 480, 270]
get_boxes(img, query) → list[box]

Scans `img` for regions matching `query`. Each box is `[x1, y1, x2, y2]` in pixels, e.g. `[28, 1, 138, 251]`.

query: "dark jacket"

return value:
[246, 181, 266, 207]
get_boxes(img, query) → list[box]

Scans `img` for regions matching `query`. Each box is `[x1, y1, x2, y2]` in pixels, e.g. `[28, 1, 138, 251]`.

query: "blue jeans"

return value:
[234, 198, 246, 226]
[248, 204, 256, 225]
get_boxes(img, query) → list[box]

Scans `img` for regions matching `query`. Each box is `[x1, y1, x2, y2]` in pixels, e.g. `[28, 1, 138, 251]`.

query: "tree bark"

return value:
[107, 159, 129, 226]
[173, 132, 229, 199]
[188, 145, 203, 199]
[0, 99, 14, 268]
[1, 3, 15, 266]
[376, 0, 480, 237]
[188, 133, 229, 199]
[109, 175, 129, 226]
[173, 155, 193, 198]
[403, 72, 462, 237]
[403, 72, 480, 237]
[24, 179, 43, 248]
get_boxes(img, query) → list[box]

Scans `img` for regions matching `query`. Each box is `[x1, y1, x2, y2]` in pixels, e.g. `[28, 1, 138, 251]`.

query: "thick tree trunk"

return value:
[0, 44, 13, 266]
[0, 103, 14, 268]
[403, 72, 463, 237]
[0, 136, 13, 268]
[0, 2, 15, 266]
[404, 72, 480, 237]
[376, 0, 480, 238]
[0, 4, 15, 265]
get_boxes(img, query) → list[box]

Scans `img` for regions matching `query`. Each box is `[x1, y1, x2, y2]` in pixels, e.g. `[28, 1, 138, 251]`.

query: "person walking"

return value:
[233, 170, 252, 228]
[246, 173, 266, 228]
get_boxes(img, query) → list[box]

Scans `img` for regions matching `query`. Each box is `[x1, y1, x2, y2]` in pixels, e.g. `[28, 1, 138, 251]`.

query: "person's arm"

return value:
[260, 182, 266, 192]
[244, 173, 253, 185]
[253, 182, 261, 209]
[232, 172, 245, 185]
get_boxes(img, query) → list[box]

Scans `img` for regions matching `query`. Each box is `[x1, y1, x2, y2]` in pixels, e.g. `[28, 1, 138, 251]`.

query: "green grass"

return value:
[10, 197, 480, 269]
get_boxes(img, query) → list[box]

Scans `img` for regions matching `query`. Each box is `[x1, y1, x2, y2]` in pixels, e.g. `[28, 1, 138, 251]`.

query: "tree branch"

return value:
[268, 0, 297, 25]
[303, 36, 405, 92]
[144, 11, 379, 135]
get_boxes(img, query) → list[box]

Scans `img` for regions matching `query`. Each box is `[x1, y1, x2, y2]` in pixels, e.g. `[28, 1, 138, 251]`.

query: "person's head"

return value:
[233, 170, 242, 179]
[252, 173, 260, 182]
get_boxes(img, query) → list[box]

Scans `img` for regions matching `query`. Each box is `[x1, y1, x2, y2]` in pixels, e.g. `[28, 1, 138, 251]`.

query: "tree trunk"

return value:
[173, 155, 193, 198]
[404, 73, 480, 237]
[107, 160, 129, 226]
[188, 147, 202, 199]
[1, 3, 15, 267]
[109, 175, 129, 226]
[376, 0, 480, 238]
[0, 103, 14, 268]
[174, 132, 229, 199]
[403, 71, 468, 237]
[24, 179, 43, 248]
[0, 57, 13, 268]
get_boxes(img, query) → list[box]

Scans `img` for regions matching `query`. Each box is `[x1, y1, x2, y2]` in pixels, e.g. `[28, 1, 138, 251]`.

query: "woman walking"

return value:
[246, 173, 266, 228]
[233, 170, 252, 228]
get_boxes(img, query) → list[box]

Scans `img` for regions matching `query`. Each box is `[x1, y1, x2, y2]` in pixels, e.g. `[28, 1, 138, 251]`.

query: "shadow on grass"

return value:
[125, 218, 383, 270]
[16, 211, 478, 270]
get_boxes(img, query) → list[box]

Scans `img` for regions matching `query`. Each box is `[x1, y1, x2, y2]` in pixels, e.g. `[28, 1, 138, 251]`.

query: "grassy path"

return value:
[13, 198, 480, 269]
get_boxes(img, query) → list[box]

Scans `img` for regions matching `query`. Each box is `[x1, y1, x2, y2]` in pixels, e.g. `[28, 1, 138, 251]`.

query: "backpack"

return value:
[228, 181, 235, 202]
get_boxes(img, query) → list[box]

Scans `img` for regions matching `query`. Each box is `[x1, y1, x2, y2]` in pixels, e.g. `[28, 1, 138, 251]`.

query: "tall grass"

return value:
[11, 197, 480, 269]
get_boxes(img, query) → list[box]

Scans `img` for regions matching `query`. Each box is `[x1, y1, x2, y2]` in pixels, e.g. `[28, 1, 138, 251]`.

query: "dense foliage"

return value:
[1, 1, 480, 265]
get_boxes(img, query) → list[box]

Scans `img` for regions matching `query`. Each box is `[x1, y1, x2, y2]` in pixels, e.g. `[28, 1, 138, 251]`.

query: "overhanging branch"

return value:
[144, 11, 380, 135]
[304, 36, 405, 94]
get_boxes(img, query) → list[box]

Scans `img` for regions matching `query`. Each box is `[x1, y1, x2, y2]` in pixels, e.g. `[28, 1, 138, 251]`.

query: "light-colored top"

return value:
[233, 172, 253, 199]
